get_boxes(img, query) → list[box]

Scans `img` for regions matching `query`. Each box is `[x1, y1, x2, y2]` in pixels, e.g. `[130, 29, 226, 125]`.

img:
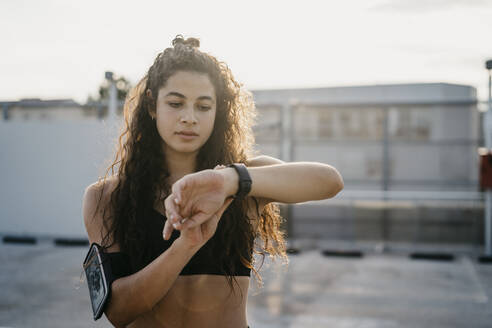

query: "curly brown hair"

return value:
[93, 35, 287, 293]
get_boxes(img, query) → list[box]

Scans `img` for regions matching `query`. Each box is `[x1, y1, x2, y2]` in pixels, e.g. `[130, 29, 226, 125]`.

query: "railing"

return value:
[335, 190, 484, 201]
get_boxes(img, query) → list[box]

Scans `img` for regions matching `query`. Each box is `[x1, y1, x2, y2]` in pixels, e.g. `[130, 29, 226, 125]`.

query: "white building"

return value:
[253, 83, 479, 192]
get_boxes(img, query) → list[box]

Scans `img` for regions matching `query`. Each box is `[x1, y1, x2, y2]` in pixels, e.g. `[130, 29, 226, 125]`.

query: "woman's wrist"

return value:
[218, 167, 239, 198]
[173, 236, 202, 254]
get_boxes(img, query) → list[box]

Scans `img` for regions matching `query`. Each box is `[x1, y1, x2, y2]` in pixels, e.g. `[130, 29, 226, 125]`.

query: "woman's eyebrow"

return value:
[165, 92, 186, 98]
[164, 92, 213, 102]
[197, 96, 214, 102]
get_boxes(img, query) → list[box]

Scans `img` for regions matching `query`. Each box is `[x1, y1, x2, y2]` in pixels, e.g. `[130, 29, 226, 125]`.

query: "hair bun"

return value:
[172, 35, 200, 48]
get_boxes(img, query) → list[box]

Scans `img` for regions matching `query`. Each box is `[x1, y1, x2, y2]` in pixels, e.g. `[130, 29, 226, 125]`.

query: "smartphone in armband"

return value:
[83, 242, 113, 320]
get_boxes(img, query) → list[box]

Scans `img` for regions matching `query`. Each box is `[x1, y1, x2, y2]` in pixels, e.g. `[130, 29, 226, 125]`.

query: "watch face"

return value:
[84, 244, 108, 318]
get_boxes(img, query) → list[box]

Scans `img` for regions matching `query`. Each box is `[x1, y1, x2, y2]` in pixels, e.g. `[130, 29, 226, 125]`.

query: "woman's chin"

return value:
[167, 144, 201, 155]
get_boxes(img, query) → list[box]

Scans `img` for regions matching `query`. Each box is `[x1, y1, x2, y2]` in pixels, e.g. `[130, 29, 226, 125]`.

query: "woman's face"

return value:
[153, 71, 217, 157]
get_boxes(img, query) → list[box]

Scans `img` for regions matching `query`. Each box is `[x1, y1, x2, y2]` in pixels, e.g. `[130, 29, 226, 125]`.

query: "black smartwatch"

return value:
[227, 163, 252, 199]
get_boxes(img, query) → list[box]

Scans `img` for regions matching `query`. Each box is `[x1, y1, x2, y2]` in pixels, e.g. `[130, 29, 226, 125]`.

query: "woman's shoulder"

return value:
[86, 175, 120, 194]
[83, 175, 120, 213]
[83, 175, 121, 251]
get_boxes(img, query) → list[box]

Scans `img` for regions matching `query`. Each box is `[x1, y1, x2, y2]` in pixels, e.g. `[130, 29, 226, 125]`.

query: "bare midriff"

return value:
[127, 275, 250, 328]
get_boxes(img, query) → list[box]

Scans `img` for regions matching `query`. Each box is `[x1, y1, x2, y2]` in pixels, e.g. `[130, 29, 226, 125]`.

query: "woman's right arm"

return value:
[105, 240, 198, 327]
[82, 182, 201, 327]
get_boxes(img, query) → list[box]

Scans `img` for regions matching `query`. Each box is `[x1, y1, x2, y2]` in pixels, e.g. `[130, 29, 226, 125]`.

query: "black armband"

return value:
[82, 242, 116, 320]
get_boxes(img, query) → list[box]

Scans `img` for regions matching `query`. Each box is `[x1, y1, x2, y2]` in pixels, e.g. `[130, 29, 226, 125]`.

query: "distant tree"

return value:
[98, 76, 132, 101]
[86, 75, 132, 103]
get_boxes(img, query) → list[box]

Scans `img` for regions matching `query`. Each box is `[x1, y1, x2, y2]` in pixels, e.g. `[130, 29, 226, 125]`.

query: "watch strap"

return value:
[227, 163, 252, 199]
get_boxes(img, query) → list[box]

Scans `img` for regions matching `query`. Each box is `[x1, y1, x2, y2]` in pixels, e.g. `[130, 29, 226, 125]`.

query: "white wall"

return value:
[0, 119, 121, 237]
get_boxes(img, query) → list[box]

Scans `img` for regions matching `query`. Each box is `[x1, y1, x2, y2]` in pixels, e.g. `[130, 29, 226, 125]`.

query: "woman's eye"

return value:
[168, 102, 182, 108]
[199, 106, 211, 111]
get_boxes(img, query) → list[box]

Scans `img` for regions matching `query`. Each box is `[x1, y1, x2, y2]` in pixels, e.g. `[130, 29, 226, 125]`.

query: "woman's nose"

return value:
[180, 107, 197, 124]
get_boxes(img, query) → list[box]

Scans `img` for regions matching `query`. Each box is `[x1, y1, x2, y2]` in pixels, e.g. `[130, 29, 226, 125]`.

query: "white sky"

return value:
[1, 0, 492, 103]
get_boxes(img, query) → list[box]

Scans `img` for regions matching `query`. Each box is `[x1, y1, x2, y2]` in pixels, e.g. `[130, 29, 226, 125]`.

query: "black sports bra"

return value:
[106, 207, 252, 279]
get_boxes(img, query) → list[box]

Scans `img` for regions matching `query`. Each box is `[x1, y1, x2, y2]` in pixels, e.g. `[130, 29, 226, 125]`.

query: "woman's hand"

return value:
[162, 165, 230, 240]
[175, 197, 233, 249]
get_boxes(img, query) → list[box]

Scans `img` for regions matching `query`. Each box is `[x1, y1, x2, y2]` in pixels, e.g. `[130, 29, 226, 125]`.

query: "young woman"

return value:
[83, 35, 344, 328]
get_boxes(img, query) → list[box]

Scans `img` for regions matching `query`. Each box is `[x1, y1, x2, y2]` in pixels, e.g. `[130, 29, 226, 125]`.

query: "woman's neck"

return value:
[164, 148, 197, 186]
[154, 145, 199, 203]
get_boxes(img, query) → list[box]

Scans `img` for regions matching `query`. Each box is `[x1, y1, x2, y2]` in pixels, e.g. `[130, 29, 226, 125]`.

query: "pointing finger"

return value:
[171, 179, 188, 205]
[165, 194, 182, 224]
[163, 219, 174, 240]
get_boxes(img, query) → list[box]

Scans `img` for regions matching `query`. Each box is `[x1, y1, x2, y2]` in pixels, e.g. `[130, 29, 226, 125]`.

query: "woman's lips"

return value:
[175, 132, 198, 140]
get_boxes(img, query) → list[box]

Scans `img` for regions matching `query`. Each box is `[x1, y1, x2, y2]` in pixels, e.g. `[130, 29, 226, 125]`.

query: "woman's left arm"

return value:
[226, 155, 344, 204]
[165, 155, 344, 231]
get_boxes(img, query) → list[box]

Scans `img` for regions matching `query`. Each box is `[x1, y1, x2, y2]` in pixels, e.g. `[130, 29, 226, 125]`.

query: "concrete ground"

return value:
[1, 239, 491, 328]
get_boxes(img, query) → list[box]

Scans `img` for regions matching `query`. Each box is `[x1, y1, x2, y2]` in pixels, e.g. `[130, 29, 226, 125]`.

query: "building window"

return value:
[318, 110, 333, 138]
[293, 106, 384, 140]
[294, 105, 318, 139]
[389, 107, 431, 140]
